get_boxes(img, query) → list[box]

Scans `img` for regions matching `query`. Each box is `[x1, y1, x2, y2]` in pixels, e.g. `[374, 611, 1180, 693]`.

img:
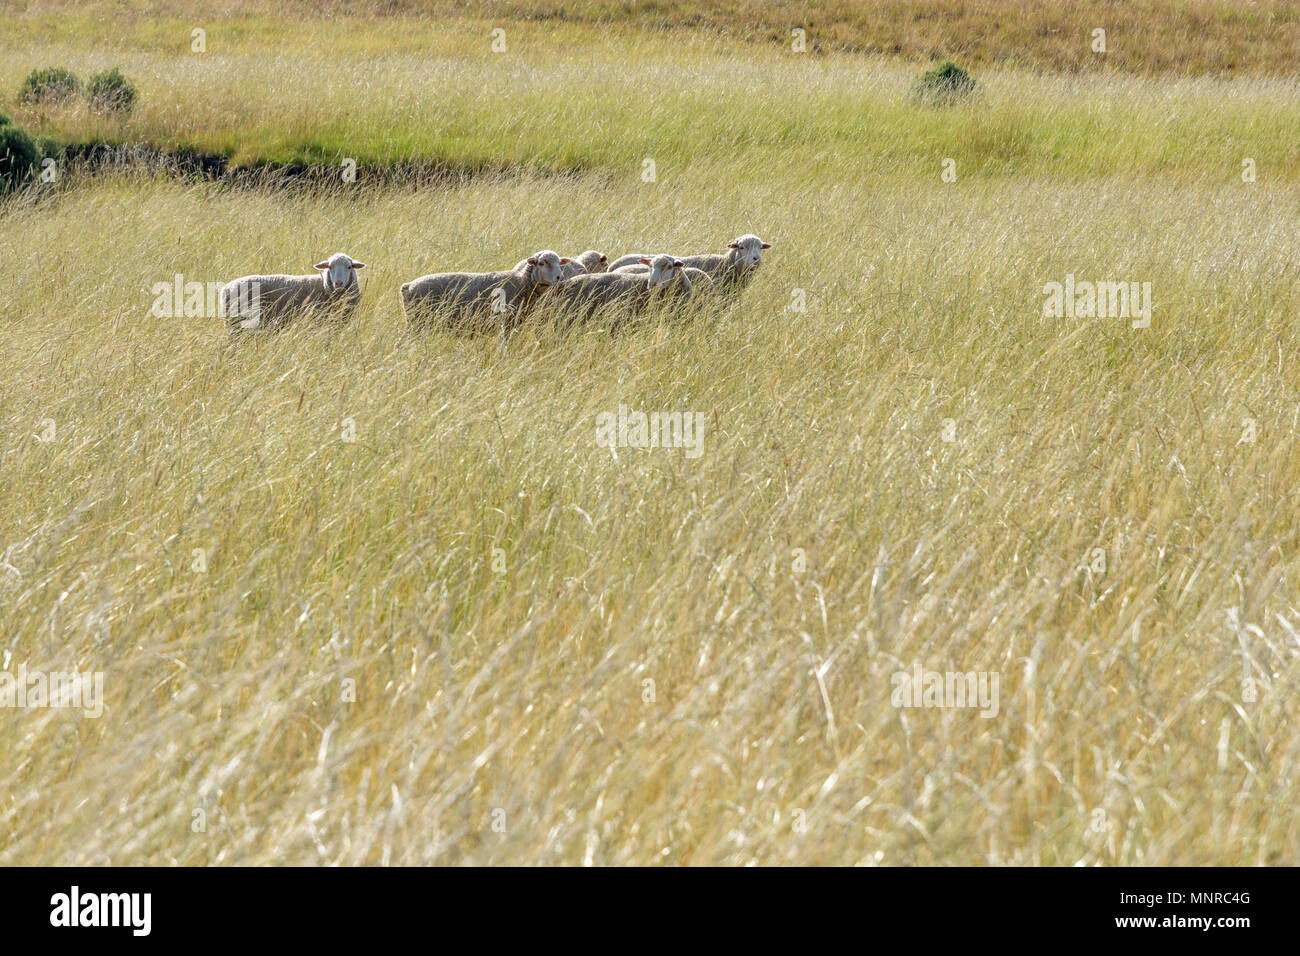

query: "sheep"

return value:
[220, 252, 366, 332]
[512, 249, 608, 280]
[611, 262, 713, 298]
[570, 250, 609, 277]
[681, 266, 714, 295]
[551, 254, 687, 326]
[401, 251, 569, 330]
[613, 260, 710, 283]
[609, 234, 770, 290]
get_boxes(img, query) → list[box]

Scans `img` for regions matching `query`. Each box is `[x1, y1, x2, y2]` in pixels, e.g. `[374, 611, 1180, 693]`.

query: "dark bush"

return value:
[0, 111, 11, 126]
[911, 59, 977, 105]
[88, 68, 137, 115]
[0, 123, 40, 194]
[19, 66, 81, 105]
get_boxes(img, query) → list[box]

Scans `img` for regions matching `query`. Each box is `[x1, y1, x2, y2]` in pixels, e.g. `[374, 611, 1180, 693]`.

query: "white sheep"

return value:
[613, 261, 714, 304]
[552, 254, 686, 325]
[681, 266, 714, 295]
[569, 250, 609, 278]
[610, 234, 770, 290]
[513, 249, 608, 280]
[401, 250, 568, 329]
[220, 252, 366, 332]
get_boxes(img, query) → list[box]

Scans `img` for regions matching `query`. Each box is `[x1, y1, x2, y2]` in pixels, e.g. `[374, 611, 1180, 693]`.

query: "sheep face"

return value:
[526, 250, 568, 286]
[315, 253, 366, 292]
[578, 250, 609, 274]
[726, 234, 771, 269]
[638, 255, 685, 290]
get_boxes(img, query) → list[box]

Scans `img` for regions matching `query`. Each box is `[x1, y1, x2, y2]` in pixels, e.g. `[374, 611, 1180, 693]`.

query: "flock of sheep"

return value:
[218, 234, 772, 333]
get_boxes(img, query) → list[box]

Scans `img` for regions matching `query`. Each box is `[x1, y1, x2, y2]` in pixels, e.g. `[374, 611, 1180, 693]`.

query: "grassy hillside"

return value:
[2, 33, 1298, 177]
[1, 4, 1298, 865]
[6, 0, 1300, 76]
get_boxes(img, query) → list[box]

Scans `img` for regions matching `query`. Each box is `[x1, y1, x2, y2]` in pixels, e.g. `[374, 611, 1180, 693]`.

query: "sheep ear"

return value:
[314, 262, 329, 270]
[527, 257, 538, 265]
[351, 262, 366, 269]
[638, 257, 651, 265]
[559, 258, 572, 264]
[728, 242, 740, 249]
[673, 260, 684, 268]
[760, 243, 771, 249]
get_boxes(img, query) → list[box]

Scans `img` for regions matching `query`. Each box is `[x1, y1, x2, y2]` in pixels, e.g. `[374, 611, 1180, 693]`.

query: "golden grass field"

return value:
[1, 3, 1298, 865]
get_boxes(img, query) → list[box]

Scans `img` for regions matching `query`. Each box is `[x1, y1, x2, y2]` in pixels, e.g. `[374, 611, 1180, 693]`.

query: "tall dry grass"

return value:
[2, 144, 1298, 861]
[2, 2, 1299, 865]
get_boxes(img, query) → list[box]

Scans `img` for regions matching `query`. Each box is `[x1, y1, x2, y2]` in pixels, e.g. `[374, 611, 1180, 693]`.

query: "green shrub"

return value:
[0, 123, 40, 194]
[19, 66, 81, 105]
[35, 132, 64, 161]
[0, 111, 11, 126]
[87, 68, 137, 115]
[911, 59, 977, 105]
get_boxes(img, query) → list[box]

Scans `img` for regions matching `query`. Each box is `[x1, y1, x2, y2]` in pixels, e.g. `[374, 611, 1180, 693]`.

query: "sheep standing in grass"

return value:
[610, 234, 770, 290]
[613, 261, 714, 297]
[401, 250, 568, 330]
[513, 249, 608, 280]
[220, 252, 366, 332]
[680, 266, 714, 295]
[552, 254, 687, 326]
[568, 250, 609, 278]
